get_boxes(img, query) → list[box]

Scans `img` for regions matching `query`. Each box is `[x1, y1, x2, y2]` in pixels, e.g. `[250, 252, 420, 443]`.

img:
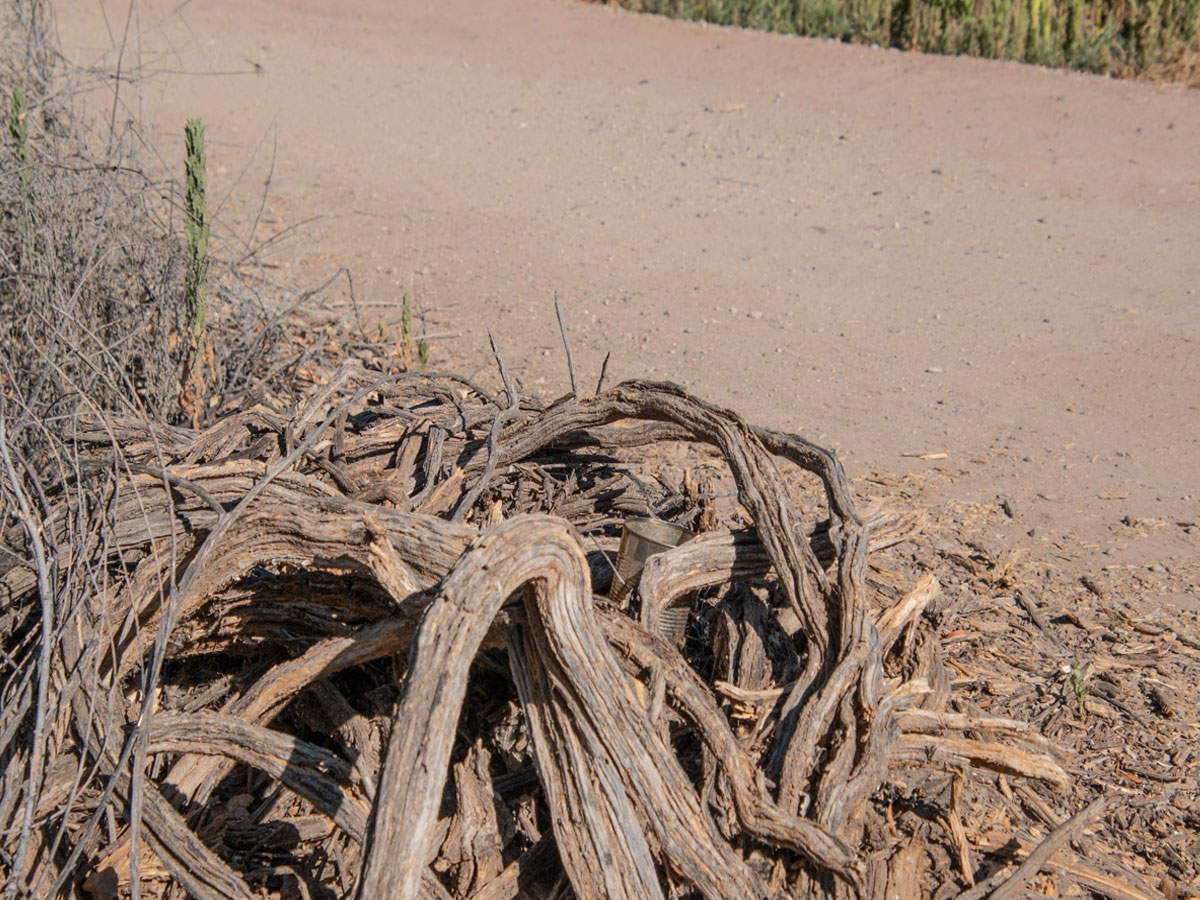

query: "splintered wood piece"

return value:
[882, 839, 929, 900]
[893, 734, 1070, 788]
[145, 711, 372, 840]
[878, 574, 941, 653]
[464, 833, 558, 900]
[958, 795, 1108, 900]
[436, 742, 505, 895]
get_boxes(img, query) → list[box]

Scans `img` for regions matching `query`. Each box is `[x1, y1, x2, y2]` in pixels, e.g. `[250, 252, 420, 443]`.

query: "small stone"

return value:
[926, 366, 944, 374]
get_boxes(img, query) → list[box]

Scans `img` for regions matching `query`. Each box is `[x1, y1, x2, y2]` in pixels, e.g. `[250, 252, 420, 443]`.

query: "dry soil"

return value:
[55, 0, 1199, 602]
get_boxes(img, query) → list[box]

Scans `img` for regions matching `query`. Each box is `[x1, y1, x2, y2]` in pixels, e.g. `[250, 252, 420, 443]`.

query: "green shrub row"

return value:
[609, 0, 1200, 75]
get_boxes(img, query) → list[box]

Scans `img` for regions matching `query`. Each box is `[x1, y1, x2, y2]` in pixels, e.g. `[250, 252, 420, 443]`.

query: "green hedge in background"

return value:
[608, 0, 1199, 76]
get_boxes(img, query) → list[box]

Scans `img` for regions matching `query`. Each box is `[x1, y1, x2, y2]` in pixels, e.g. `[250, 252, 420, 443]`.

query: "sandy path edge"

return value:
[54, 0, 1199, 580]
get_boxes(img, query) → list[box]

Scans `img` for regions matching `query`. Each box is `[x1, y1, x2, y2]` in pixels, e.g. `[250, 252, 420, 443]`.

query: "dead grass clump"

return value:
[1, 3, 411, 496]
[1, 1, 186, 438]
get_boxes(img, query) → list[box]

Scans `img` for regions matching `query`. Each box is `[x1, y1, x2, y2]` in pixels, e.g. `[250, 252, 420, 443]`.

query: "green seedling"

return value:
[1069, 663, 1087, 717]
[184, 118, 209, 351]
[400, 291, 431, 368]
[401, 291, 413, 364]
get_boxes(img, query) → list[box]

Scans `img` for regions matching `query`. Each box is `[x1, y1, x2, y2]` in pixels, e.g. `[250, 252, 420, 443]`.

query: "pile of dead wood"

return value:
[0, 363, 1081, 899]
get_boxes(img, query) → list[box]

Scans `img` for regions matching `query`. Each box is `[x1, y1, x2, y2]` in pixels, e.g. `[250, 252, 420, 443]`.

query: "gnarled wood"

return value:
[2, 373, 1078, 899]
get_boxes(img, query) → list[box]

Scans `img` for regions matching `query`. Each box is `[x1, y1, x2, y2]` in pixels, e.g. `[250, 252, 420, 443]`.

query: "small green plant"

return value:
[8, 85, 30, 192]
[401, 291, 413, 359]
[400, 291, 431, 368]
[184, 118, 209, 352]
[1069, 663, 1087, 717]
[179, 118, 212, 425]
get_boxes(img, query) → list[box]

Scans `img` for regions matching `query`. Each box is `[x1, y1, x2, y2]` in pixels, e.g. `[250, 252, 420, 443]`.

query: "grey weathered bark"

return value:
[1, 372, 1070, 898]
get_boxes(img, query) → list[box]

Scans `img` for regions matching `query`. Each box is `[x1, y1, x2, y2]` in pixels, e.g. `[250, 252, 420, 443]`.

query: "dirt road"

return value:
[56, 0, 1199, 586]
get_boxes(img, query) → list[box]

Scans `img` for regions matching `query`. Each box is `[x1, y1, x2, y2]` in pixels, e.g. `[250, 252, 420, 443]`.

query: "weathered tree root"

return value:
[0, 370, 1070, 898]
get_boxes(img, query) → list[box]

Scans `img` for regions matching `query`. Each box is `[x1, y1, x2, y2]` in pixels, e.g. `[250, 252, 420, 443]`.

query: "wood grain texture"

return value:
[1, 372, 1075, 898]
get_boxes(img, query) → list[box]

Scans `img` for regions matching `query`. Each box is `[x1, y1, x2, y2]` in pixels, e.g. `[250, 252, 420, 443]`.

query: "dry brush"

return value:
[0, 365, 1078, 898]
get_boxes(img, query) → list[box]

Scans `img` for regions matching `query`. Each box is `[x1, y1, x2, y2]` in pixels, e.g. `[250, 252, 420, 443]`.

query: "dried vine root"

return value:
[0, 370, 1073, 898]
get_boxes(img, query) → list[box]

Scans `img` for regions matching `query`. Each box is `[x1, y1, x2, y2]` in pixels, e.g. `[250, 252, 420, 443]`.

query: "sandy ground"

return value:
[55, 0, 1198, 598]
